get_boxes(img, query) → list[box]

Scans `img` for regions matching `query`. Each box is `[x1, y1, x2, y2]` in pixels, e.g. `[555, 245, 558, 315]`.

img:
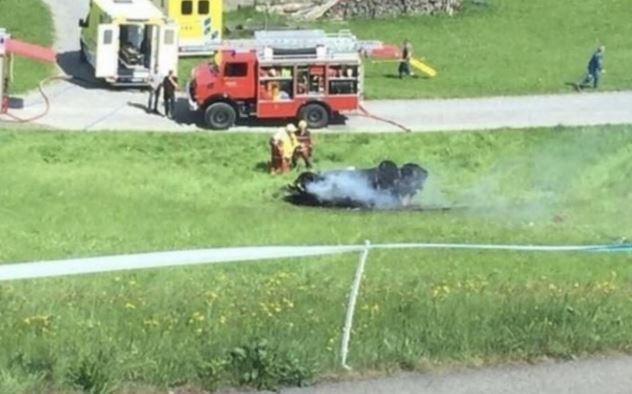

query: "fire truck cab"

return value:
[188, 30, 363, 129]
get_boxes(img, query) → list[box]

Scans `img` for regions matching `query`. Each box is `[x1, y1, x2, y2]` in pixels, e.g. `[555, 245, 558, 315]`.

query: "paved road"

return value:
[237, 356, 632, 394]
[5, 0, 632, 132]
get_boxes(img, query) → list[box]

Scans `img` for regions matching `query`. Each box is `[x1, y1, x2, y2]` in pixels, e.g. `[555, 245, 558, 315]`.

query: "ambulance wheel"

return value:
[299, 103, 329, 129]
[204, 102, 236, 130]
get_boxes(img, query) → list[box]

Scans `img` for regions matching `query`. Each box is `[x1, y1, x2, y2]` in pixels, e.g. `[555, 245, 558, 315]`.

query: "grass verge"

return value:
[0, 0, 54, 93]
[325, 0, 632, 98]
[0, 126, 631, 392]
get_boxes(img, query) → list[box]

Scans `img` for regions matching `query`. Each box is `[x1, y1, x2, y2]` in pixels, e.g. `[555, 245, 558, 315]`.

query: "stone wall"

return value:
[224, 0, 257, 11]
[224, 0, 316, 11]
[247, 0, 460, 19]
[326, 0, 461, 18]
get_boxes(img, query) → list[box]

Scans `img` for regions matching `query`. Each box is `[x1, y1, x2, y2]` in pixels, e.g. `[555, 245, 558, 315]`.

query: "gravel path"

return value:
[6, 0, 632, 132]
[243, 356, 632, 394]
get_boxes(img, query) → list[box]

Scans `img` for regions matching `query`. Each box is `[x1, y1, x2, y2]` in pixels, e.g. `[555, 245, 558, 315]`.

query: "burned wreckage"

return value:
[287, 161, 429, 209]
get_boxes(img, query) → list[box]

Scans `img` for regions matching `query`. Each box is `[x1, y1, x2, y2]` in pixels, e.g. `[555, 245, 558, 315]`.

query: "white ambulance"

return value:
[79, 0, 179, 86]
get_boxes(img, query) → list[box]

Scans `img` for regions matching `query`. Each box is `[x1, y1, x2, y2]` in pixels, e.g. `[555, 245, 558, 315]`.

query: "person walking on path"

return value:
[577, 46, 605, 90]
[163, 70, 179, 119]
[398, 39, 414, 79]
[146, 68, 162, 115]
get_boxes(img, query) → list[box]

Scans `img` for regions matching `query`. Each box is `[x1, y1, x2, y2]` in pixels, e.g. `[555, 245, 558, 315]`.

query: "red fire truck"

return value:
[188, 30, 363, 129]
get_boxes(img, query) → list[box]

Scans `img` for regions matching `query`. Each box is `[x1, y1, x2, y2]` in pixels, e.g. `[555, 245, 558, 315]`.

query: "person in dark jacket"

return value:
[398, 39, 414, 78]
[163, 70, 179, 119]
[578, 46, 605, 90]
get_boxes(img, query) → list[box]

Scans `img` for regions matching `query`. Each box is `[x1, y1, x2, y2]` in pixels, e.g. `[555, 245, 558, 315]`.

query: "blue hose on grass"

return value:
[0, 242, 630, 282]
[591, 243, 632, 252]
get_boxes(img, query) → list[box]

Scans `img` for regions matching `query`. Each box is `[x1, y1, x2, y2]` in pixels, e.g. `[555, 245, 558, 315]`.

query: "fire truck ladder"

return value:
[253, 30, 359, 54]
[222, 29, 389, 61]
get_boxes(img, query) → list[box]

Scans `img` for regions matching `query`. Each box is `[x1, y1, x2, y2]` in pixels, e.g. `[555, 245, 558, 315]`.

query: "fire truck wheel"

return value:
[299, 103, 329, 129]
[204, 102, 236, 130]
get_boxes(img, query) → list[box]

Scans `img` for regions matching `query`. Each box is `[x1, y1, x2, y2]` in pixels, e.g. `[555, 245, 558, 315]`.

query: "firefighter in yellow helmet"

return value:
[269, 123, 299, 174]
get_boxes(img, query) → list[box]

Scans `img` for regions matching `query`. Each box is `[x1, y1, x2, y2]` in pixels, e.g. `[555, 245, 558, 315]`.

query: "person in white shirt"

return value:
[146, 68, 162, 114]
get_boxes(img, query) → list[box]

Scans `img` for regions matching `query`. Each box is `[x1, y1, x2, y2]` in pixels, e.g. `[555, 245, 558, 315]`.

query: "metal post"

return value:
[0, 55, 5, 113]
[340, 240, 371, 370]
[0, 29, 6, 113]
[264, 2, 269, 31]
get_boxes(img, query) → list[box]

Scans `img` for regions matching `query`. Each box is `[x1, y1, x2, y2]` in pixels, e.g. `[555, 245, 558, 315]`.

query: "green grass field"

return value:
[324, 0, 632, 98]
[1, 126, 631, 392]
[0, 0, 54, 93]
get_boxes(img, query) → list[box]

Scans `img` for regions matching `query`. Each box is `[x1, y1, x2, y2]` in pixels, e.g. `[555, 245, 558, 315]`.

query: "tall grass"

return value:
[0, 126, 631, 391]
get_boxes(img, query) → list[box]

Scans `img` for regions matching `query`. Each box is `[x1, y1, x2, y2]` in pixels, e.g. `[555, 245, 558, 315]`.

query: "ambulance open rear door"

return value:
[158, 23, 179, 76]
[95, 24, 118, 78]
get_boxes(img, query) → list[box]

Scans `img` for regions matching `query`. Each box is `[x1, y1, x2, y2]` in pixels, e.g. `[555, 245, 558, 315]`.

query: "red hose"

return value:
[2, 76, 414, 134]
[0, 75, 69, 124]
[355, 104, 412, 133]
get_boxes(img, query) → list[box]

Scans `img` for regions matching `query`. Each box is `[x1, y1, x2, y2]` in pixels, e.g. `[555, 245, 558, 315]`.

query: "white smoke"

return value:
[305, 171, 401, 209]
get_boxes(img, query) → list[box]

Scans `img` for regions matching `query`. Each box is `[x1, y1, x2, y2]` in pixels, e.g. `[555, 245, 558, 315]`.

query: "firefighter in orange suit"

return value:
[293, 120, 313, 169]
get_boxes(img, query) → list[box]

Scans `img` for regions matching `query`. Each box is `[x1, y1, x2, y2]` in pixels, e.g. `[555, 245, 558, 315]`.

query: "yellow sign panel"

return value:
[165, 0, 222, 45]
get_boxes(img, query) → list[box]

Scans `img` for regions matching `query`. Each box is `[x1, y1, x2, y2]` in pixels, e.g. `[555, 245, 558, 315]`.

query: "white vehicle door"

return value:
[95, 24, 118, 78]
[157, 23, 179, 76]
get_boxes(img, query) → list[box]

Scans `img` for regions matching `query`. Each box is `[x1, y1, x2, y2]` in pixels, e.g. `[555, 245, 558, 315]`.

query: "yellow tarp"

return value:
[410, 58, 437, 77]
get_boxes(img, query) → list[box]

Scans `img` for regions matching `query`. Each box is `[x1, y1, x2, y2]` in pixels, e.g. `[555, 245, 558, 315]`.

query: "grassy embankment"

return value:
[0, 126, 631, 392]
[182, 0, 632, 99]
[0, 0, 54, 93]
[332, 0, 632, 98]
